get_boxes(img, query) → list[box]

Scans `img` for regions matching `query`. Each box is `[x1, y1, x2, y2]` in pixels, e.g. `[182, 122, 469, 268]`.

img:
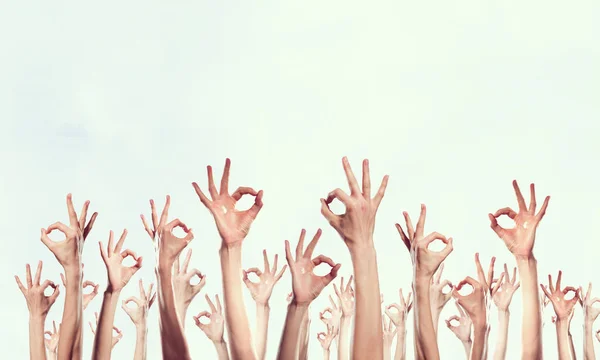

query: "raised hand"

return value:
[579, 283, 600, 323]
[285, 229, 341, 305]
[173, 248, 206, 321]
[192, 158, 263, 247]
[40, 194, 98, 268]
[452, 276, 488, 327]
[445, 302, 472, 343]
[430, 263, 453, 314]
[474, 253, 504, 312]
[384, 288, 412, 327]
[333, 276, 355, 317]
[44, 321, 60, 354]
[541, 271, 579, 321]
[382, 315, 397, 343]
[492, 264, 520, 311]
[488, 181, 550, 258]
[317, 324, 336, 351]
[99, 230, 142, 292]
[89, 312, 123, 348]
[60, 272, 99, 310]
[194, 294, 225, 343]
[320, 157, 389, 249]
[596, 329, 600, 342]
[319, 295, 342, 336]
[122, 279, 156, 326]
[396, 204, 453, 278]
[540, 292, 551, 327]
[141, 195, 194, 269]
[15, 261, 60, 317]
[243, 250, 287, 305]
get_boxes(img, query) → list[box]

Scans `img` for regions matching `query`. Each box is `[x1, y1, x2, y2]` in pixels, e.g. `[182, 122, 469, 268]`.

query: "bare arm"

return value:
[555, 320, 572, 360]
[493, 310, 510, 360]
[298, 313, 310, 360]
[386, 289, 411, 360]
[172, 249, 206, 329]
[278, 303, 310, 359]
[393, 326, 407, 360]
[338, 315, 352, 360]
[122, 279, 155, 360]
[92, 290, 121, 360]
[580, 283, 600, 360]
[321, 157, 389, 359]
[194, 294, 230, 360]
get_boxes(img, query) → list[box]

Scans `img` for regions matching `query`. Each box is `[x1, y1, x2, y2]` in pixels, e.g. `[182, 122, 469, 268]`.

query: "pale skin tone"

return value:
[140, 195, 194, 360]
[445, 302, 473, 358]
[277, 229, 340, 360]
[195, 294, 230, 360]
[320, 157, 388, 360]
[89, 312, 123, 349]
[44, 321, 60, 360]
[578, 282, 600, 360]
[384, 289, 412, 360]
[122, 279, 156, 360]
[452, 275, 489, 360]
[333, 276, 354, 360]
[473, 253, 504, 360]
[383, 315, 397, 360]
[489, 180, 550, 360]
[318, 323, 336, 360]
[243, 250, 286, 360]
[491, 264, 520, 360]
[192, 158, 263, 360]
[40, 194, 97, 360]
[15, 261, 60, 360]
[551, 311, 576, 360]
[287, 292, 311, 360]
[396, 204, 453, 360]
[429, 263, 453, 335]
[319, 295, 342, 340]
[172, 248, 206, 328]
[92, 229, 142, 360]
[541, 270, 579, 360]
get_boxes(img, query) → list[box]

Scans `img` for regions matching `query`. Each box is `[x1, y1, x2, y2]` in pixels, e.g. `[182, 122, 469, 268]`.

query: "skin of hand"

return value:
[333, 276, 355, 317]
[89, 312, 123, 349]
[578, 282, 600, 360]
[540, 293, 551, 328]
[16, 261, 60, 318]
[488, 181, 549, 360]
[277, 229, 340, 360]
[141, 195, 194, 360]
[452, 276, 491, 360]
[61, 273, 99, 311]
[122, 279, 156, 326]
[40, 194, 97, 360]
[93, 230, 141, 360]
[45, 321, 61, 353]
[319, 295, 342, 336]
[192, 158, 263, 248]
[396, 205, 453, 360]
[596, 329, 600, 343]
[429, 263, 453, 334]
[173, 248, 206, 326]
[194, 294, 226, 342]
[16, 261, 60, 360]
[320, 158, 388, 360]
[445, 301, 473, 344]
[317, 323, 337, 352]
[383, 315, 397, 357]
[491, 264, 520, 312]
[384, 289, 413, 328]
[243, 250, 287, 305]
[192, 159, 261, 360]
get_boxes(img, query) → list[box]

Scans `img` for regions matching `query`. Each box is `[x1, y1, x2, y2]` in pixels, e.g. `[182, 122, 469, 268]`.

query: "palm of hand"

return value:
[548, 291, 576, 320]
[248, 274, 276, 304]
[173, 274, 200, 306]
[210, 196, 255, 242]
[107, 259, 135, 292]
[339, 292, 355, 316]
[499, 213, 537, 257]
[45, 332, 59, 352]
[383, 328, 396, 344]
[335, 201, 377, 244]
[386, 305, 409, 326]
[157, 230, 188, 263]
[430, 283, 451, 310]
[493, 283, 518, 311]
[292, 259, 326, 303]
[202, 313, 225, 342]
[26, 288, 54, 315]
[453, 318, 472, 342]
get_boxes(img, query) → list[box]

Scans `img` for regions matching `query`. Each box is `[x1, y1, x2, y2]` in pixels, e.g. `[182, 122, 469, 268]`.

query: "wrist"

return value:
[29, 315, 46, 325]
[220, 239, 243, 250]
[515, 255, 537, 266]
[212, 338, 226, 345]
[498, 309, 510, 317]
[256, 302, 270, 310]
[347, 238, 375, 254]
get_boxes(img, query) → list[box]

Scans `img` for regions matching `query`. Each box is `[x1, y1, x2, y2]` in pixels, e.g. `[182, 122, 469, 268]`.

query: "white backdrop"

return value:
[1, 1, 599, 359]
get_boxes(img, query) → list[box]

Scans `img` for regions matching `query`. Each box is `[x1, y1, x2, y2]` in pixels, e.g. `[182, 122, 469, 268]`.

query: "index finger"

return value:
[342, 157, 361, 195]
[205, 294, 217, 312]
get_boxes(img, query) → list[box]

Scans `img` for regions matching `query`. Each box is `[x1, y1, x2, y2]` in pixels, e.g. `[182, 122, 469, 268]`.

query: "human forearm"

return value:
[583, 320, 595, 360]
[157, 267, 191, 359]
[133, 325, 148, 360]
[555, 319, 571, 360]
[413, 277, 440, 360]
[338, 316, 351, 360]
[462, 340, 473, 358]
[350, 244, 383, 359]
[255, 304, 270, 360]
[393, 326, 407, 360]
[29, 316, 46, 360]
[298, 312, 310, 360]
[470, 323, 489, 360]
[92, 290, 121, 360]
[220, 246, 255, 359]
[57, 266, 82, 360]
[277, 302, 309, 360]
[516, 256, 542, 359]
[431, 307, 441, 337]
[176, 302, 188, 329]
[323, 349, 331, 360]
[493, 310, 510, 360]
[213, 339, 231, 360]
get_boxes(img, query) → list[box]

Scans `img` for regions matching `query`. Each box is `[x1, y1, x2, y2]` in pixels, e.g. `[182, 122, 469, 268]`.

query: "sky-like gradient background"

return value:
[1, 1, 599, 359]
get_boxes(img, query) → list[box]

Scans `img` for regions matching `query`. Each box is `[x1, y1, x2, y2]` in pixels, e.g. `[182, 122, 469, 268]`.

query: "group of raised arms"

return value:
[16, 157, 600, 360]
